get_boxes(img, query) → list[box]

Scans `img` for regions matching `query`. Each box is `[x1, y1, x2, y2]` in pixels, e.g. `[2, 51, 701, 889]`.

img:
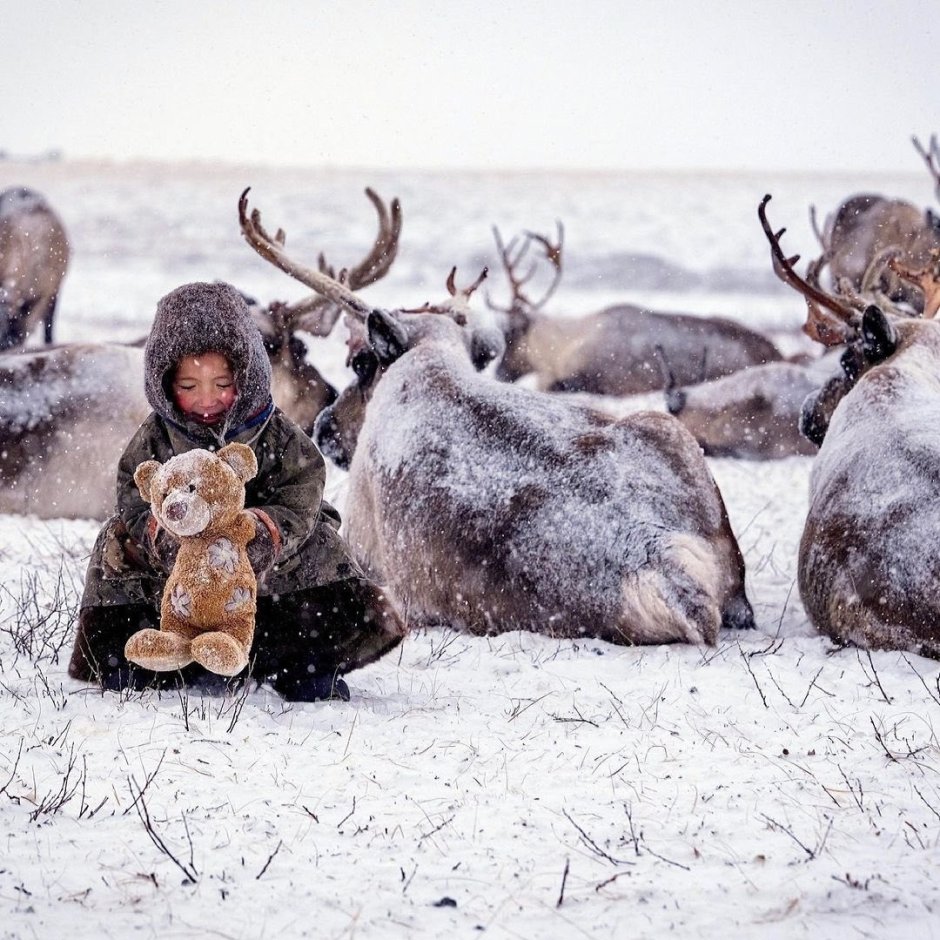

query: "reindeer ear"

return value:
[470, 327, 505, 371]
[217, 443, 258, 482]
[134, 460, 161, 502]
[368, 309, 408, 365]
[861, 305, 897, 363]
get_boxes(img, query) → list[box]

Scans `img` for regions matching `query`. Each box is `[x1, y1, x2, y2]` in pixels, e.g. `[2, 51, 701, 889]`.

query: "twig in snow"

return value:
[556, 857, 570, 908]
[28, 743, 82, 822]
[902, 656, 940, 707]
[760, 813, 832, 862]
[913, 786, 940, 823]
[129, 780, 199, 883]
[123, 751, 167, 816]
[256, 840, 283, 879]
[737, 641, 768, 708]
[858, 651, 892, 704]
[401, 863, 418, 895]
[766, 665, 795, 708]
[799, 666, 827, 708]
[550, 705, 599, 728]
[599, 682, 630, 728]
[225, 674, 253, 733]
[563, 809, 630, 866]
[869, 717, 900, 763]
[337, 796, 357, 829]
[417, 813, 455, 848]
[0, 739, 23, 798]
[837, 765, 864, 811]
[506, 692, 552, 721]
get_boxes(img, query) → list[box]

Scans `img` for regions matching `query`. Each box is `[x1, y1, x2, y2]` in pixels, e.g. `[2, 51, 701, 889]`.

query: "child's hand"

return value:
[246, 517, 277, 576]
[150, 528, 180, 573]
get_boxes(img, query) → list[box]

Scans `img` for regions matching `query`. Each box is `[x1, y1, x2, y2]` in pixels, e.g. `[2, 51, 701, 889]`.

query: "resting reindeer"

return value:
[242, 192, 755, 645]
[0, 187, 70, 350]
[489, 225, 782, 395]
[0, 188, 401, 520]
[809, 134, 940, 312]
[760, 193, 940, 658]
[663, 354, 841, 460]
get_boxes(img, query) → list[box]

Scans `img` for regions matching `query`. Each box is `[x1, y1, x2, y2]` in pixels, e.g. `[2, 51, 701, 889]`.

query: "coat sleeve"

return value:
[247, 416, 326, 561]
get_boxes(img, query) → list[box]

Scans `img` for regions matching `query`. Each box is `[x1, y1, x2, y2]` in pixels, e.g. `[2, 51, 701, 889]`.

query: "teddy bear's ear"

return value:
[134, 460, 161, 502]
[217, 443, 258, 483]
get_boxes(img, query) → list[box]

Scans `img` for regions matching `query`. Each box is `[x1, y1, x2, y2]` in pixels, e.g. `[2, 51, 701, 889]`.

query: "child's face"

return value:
[171, 352, 236, 424]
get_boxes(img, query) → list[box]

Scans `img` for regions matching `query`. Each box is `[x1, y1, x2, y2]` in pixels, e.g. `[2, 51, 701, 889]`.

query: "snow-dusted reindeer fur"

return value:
[761, 194, 940, 657]
[242, 192, 755, 645]
[0, 343, 149, 518]
[807, 134, 940, 314]
[0, 188, 401, 520]
[488, 225, 781, 395]
[663, 356, 839, 460]
[0, 187, 70, 350]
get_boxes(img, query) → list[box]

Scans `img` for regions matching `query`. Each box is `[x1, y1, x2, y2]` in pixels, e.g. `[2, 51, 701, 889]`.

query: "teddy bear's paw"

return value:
[191, 632, 249, 677]
[124, 628, 194, 671]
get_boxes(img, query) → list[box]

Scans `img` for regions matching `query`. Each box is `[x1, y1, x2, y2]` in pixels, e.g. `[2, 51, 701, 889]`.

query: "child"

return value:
[69, 281, 406, 700]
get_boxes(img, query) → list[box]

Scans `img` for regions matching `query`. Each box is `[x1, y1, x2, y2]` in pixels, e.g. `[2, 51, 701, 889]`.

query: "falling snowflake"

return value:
[170, 583, 192, 619]
[208, 537, 239, 574]
[225, 586, 252, 612]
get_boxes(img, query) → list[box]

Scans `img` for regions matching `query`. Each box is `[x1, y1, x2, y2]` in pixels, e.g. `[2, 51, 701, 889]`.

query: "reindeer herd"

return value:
[3, 135, 940, 659]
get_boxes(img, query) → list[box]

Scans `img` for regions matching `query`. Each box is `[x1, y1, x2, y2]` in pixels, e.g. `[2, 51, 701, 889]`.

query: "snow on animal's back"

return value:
[809, 339, 940, 579]
[347, 333, 747, 644]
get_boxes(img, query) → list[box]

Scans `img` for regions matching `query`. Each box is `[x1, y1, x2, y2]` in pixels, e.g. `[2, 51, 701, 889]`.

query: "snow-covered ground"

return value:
[1, 160, 938, 938]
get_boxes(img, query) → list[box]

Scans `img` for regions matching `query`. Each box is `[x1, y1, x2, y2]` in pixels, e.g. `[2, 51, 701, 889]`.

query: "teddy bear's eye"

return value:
[187, 483, 196, 493]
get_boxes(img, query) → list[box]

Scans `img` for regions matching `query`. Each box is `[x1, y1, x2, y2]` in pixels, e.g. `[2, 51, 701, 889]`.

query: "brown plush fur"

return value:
[125, 443, 259, 676]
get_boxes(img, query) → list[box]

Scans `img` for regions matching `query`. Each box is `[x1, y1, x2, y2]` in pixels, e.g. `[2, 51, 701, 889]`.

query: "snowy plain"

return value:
[1, 159, 939, 939]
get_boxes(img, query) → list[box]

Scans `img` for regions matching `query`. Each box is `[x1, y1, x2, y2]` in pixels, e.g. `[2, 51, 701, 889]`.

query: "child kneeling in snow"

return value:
[69, 281, 405, 700]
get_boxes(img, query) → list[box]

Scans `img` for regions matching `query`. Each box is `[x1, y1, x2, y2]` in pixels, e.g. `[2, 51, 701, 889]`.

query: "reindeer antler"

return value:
[913, 134, 940, 203]
[238, 187, 374, 323]
[488, 222, 564, 315]
[402, 267, 488, 320]
[758, 195, 858, 346]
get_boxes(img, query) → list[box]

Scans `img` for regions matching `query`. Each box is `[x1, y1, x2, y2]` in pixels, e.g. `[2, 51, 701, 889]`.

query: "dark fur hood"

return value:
[144, 282, 273, 445]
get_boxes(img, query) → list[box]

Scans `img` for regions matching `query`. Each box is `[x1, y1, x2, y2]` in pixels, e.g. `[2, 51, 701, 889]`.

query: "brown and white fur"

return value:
[762, 194, 940, 657]
[341, 308, 754, 644]
[0, 187, 69, 350]
[240, 188, 755, 644]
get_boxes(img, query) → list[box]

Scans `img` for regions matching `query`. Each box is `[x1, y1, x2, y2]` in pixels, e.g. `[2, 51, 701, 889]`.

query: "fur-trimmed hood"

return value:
[144, 282, 273, 446]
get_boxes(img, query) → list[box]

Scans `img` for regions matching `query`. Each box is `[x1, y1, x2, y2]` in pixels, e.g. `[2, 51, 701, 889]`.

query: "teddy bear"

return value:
[124, 443, 260, 677]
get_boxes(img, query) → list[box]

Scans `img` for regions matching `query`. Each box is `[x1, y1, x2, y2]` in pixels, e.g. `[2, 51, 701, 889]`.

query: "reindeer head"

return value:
[237, 186, 402, 434]
[238, 187, 499, 469]
[760, 195, 940, 444]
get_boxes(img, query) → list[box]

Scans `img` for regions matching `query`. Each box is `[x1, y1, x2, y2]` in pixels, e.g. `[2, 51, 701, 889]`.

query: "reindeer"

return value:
[760, 193, 940, 657]
[0, 187, 70, 350]
[808, 134, 940, 312]
[489, 225, 782, 395]
[242, 192, 755, 646]
[0, 188, 402, 520]
[663, 355, 840, 460]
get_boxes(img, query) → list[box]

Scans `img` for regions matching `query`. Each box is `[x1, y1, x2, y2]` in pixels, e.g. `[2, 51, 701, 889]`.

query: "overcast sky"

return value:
[4, 0, 937, 174]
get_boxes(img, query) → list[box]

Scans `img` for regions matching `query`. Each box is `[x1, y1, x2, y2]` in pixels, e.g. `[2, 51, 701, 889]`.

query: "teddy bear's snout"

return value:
[164, 499, 188, 523]
[161, 489, 212, 537]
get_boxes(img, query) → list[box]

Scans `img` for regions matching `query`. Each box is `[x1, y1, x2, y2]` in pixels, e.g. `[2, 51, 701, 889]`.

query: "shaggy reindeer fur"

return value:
[799, 310, 940, 658]
[0, 187, 69, 350]
[666, 355, 840, 459]
[497, 303, 782, 395]
[0, 344, 150, 518]
[343, 311, 754, 645]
